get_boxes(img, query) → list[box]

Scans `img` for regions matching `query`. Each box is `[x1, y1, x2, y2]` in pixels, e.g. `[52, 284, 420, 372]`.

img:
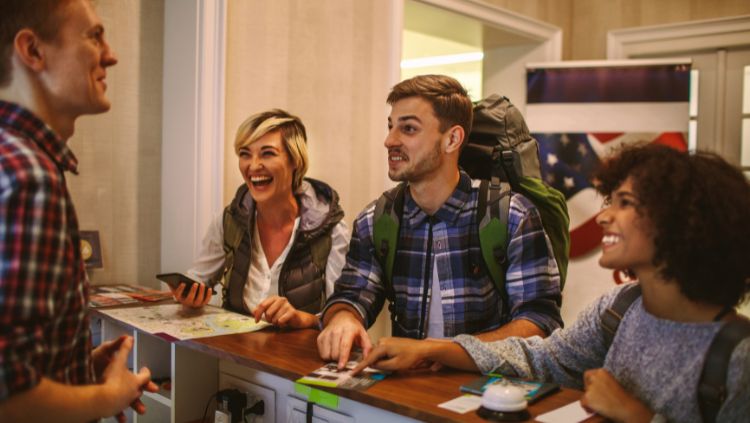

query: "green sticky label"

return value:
[294, 382, 340, 409]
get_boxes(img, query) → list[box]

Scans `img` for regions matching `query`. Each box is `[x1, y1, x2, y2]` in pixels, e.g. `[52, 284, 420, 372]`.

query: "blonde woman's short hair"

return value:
[234, 109, 309, 191]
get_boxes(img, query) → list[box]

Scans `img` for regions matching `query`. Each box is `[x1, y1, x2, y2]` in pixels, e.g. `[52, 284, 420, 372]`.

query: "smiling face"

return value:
[385, 96, 448, 183]
[596, 178, 657, 275]
[238, 130, 296, 205]
[39, 0, 118, 117]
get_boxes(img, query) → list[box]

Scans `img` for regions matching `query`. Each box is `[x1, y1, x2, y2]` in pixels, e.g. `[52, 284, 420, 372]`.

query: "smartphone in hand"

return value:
[155, 273, 216, 298]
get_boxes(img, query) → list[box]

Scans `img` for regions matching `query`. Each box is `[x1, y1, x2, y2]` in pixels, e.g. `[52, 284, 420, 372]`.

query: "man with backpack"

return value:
[317, 75, 563, 368]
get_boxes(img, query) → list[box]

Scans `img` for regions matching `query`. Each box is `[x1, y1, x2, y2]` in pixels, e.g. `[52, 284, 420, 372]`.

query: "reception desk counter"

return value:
[95, 307, 597, 423]
[185, 328, 595, 423]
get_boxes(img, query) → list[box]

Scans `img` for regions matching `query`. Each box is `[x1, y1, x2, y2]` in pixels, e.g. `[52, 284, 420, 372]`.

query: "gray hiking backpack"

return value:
[373, 94, 570, 311]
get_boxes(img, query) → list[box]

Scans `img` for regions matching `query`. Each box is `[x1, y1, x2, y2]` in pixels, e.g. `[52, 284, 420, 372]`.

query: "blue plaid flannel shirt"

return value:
[323, 172, 563, 339]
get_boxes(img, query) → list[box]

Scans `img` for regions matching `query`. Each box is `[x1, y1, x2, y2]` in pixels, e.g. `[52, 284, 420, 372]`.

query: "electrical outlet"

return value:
[214, 409, 231, 423]
[219, 373, 275, 422]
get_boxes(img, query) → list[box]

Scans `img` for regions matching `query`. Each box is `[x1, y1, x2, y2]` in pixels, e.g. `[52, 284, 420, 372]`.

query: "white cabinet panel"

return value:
[286, 396, 354, 423]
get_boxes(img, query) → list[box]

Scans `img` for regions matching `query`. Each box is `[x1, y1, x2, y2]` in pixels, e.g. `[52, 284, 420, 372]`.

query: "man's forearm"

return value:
[0, 377, 112, 423]
[321, 303, 364, 327]
[474, 318, 546, 342]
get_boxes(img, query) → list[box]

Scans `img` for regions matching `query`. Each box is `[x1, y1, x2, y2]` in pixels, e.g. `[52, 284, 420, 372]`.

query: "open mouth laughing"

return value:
[250, 175, 273, 187]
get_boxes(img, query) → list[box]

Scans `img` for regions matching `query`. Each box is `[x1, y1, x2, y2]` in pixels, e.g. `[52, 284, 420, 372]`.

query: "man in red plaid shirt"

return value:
[0, 1, 158, 421]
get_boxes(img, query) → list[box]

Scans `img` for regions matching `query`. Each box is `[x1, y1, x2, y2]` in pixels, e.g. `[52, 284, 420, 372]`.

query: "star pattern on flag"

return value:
[535, 133, 600, 199]
[534, 131, 688, 259]
[546, 153, 558, 167]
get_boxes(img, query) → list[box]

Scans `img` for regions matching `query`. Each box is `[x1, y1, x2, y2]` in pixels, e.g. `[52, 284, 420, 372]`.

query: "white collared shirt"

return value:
[186, 210, 348, 312]
[241, 215, 300, 312]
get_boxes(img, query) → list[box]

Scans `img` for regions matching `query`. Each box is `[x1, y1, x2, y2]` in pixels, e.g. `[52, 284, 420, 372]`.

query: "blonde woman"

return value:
[171, 109, 349, 329]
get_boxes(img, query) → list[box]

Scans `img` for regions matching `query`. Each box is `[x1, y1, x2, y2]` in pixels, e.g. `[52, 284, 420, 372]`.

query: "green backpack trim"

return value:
[516, 176, 570, 289]
[372, 184, 405, 303]
[476, 179, 511, 304]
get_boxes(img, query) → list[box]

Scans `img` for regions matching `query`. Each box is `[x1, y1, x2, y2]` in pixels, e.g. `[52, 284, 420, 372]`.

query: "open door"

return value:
[401, 0, 561, 111]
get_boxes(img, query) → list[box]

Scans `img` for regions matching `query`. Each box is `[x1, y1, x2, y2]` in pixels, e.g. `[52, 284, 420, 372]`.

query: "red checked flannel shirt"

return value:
[0, 100, 92, 400]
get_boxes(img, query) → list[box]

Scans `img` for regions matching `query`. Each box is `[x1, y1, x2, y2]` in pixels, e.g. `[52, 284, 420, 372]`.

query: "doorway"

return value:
[401, 0, 562, 111]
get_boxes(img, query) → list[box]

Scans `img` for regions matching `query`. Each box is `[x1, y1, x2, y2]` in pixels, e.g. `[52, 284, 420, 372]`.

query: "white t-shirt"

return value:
[426, 259, 445, 338]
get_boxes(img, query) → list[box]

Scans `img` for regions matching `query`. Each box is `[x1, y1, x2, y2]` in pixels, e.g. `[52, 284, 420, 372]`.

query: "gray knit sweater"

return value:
[455, 284, 750, 422]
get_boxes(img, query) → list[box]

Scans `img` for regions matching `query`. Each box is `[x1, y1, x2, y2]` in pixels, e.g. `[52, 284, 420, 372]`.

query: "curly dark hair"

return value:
[595, 143, 750, 308]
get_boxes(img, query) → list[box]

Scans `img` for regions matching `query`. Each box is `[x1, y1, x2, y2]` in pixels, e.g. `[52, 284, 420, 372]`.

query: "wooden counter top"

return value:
[181, 328, 598, 422]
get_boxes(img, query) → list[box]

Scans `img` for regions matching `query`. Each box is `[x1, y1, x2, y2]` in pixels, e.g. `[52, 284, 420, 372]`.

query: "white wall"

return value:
[223, 0, 400, 223]
[69, 0, 164, 287]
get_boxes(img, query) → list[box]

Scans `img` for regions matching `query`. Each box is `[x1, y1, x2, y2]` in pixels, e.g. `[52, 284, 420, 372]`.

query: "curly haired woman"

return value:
[353, 143, 750, 422]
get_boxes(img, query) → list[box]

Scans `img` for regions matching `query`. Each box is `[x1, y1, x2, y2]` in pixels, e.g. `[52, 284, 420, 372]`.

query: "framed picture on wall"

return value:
[79, 230, 103, 268]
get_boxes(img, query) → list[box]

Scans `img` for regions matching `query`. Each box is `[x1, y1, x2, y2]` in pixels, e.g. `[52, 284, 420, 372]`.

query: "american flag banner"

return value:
[526, 62, 690, 324]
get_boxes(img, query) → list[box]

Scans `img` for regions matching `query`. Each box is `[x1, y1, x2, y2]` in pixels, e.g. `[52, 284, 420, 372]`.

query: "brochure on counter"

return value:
[89, 284, 173, 308]
[98, 303, 270, 341]
[296, 352, 388, 391]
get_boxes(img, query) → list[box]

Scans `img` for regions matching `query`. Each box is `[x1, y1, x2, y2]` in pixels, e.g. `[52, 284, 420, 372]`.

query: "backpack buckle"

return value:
[501, 150, 514, 168]
[492, 246, 507, 266]
[379, 240, 389, 261]
[491, 145, 503, 162]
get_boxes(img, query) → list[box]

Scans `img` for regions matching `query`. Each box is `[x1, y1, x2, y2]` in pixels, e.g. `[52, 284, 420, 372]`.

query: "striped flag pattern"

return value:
[525, 62, 690, 324]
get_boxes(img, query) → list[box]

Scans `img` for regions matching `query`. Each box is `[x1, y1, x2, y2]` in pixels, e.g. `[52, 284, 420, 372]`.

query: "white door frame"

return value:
[607, 15, 750, 60]
[161, 0, 227, 272]
[411, 0, 561, 109]
[415, 0, 562, 60]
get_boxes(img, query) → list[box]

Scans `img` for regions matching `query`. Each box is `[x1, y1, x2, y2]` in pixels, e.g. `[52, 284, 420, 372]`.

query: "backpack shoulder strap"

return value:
[372, 183, 406, 304]
[477, 179, 511, 301]
[698, 317, 750, 423]
[600, 283, 642, 349]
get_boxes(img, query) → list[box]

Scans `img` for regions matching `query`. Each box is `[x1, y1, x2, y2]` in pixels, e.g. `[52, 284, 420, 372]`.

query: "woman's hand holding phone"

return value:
[156, 273, 214, 309]
[172, 281, 213, 308]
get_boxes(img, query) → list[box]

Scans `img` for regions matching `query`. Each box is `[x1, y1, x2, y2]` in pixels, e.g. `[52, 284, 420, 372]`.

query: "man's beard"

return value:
[388, 139, 442, 182]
